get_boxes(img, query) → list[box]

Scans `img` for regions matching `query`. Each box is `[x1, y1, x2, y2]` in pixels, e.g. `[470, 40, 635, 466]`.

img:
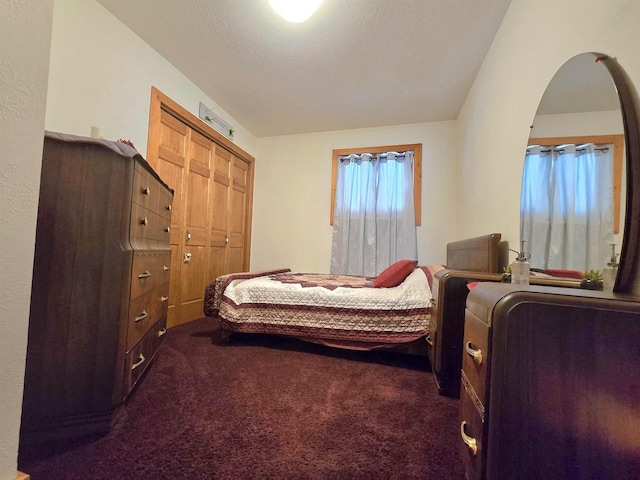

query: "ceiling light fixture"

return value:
[268, 0, 324, 23]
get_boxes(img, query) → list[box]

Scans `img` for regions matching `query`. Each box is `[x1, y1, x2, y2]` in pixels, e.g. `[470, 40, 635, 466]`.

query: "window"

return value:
[330, 143, 422, 225]
[329, 143, 422, 276]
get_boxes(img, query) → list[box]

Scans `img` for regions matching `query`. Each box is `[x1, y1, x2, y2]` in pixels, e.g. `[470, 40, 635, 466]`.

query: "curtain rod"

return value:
[526, 144, 611, 155]
[338, 150, 411, 161]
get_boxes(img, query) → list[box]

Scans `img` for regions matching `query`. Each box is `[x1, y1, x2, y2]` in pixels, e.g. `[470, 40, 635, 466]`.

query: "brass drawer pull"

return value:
[138, 271, 152, 279]
[164, 226, 171, 233]
[131, 354, 146, 370]
[141, 217, 149, 226]
[163, 265, 170, 272]
[142, 187, 150, 195]
[160, 295, 169, 303]
[166, 204, 172, 212]
[429, 298, 436, 306]
[158, 327, 167, 337]
[465, 341, 483, 366]
[425, 333, 433, 346]
[134, 311, 148, 323]
[460, 421, 478, 456]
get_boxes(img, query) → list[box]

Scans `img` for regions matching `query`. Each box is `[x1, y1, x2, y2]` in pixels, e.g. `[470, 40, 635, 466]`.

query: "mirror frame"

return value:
[598, 53, 640, 294]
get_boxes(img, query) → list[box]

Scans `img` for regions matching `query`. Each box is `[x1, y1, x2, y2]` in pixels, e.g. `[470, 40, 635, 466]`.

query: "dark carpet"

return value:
[19, 317, 465, 479]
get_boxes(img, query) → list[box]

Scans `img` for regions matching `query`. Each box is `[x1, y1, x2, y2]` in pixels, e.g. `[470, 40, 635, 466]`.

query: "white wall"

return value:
[45, 0, 256, 157]
[252, 121, 457, 272]
[456, 0, 640, 260]
[0, 1, 53, 478]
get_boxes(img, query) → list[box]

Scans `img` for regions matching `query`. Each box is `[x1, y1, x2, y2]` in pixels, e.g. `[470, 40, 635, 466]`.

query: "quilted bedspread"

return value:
[204, 267, 436, 346]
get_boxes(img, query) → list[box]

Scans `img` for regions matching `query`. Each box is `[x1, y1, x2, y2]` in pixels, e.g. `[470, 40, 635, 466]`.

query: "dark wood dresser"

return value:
[459, 283, 640, 479]
[20, 132, 173, 444]
[427, 270, 502, 397]
[427, 271, 581, 398]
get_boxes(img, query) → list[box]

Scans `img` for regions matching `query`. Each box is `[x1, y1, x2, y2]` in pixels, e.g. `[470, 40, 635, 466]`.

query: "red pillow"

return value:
[374, 260, 418, 288]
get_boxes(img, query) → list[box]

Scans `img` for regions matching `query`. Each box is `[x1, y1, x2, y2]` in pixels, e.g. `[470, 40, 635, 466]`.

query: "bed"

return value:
[203, 235, 507, 352]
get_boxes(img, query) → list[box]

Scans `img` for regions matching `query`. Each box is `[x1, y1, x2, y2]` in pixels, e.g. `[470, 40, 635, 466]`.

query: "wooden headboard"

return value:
[446, 233, 509, 273]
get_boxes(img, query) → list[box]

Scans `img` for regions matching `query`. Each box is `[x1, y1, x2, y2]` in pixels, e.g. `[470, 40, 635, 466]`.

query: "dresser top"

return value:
[45, 130, 173, 195]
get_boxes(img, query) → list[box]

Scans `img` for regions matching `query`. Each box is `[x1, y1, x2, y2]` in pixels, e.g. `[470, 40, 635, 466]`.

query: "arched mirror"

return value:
[522, 52, 640, 294]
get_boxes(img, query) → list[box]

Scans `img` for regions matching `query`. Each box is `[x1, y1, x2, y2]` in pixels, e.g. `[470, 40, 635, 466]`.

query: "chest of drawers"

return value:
[20, 132, 173, 444]
[459, 283, 640, 479]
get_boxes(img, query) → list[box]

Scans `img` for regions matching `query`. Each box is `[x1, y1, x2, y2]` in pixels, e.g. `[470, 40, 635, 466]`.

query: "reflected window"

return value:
[521, 141, 615, 271]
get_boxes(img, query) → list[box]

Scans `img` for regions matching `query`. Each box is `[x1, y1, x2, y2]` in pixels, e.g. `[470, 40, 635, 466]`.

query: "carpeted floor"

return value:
[19, 317, 465, 479]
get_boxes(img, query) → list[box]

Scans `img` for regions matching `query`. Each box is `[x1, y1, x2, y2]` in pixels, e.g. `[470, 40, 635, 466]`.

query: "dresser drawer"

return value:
[130, 203, 171, 243]
[124, 316, 167, 397]
[133, 164, 158, 212]
[130, 252, 171, 300]
[133, 163, 174, 220]
[157, 187, 173, 221]
[126, 282, 169, 351]
[459, 373, 484, 480]
[462, 308, 490, 404]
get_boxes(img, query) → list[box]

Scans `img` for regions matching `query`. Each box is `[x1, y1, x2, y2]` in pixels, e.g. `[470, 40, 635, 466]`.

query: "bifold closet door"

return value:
[151, 110, 186, 327]
[228, 156, 250, 273]
[150, 110, 213, 327]
[179, 129, 213, 324]
[209, 147, 251, 281]
[147, 88, 254, 328]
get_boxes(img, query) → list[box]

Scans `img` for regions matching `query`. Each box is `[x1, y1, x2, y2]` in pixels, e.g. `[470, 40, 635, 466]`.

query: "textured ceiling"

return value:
[97, 0, 512, 137]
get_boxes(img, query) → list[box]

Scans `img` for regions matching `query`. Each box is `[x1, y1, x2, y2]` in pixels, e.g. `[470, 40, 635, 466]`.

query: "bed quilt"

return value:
[204, 267, 437, 345]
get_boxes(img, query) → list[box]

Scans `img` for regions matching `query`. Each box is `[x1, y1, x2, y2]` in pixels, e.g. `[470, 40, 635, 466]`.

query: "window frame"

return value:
[330, 143, 422, 226]
[529, 134, 624, 234]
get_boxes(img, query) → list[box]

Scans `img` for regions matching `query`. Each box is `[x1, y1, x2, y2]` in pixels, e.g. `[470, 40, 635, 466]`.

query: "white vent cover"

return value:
[199, 102, 234, 140]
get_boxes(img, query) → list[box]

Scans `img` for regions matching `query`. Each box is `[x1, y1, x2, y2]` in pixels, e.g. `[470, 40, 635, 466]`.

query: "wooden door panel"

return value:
[232, 157, 248, 188]
[209, 245, 228, 283]
[228, 246, 245, 275]
[211, 183, 229, 234]
[211, 150, 231, 236]
[154, 160, 184, 234]
[186, 171, 210, 233]
[229, 187, 246, 236]
[179, 245, 207, 303]
[160, 110, 187, 147]
[189, 130, 213, 169]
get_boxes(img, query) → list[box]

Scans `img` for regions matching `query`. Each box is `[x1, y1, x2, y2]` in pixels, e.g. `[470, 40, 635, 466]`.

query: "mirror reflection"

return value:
[522, 53, 625, 273]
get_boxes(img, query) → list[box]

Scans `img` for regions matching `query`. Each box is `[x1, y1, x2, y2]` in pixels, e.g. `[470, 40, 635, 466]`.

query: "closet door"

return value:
[149, 112, 213, 326]
[209, 146, 231, 282]
[179, 129, 213, 324]
[147, 87, 254, 328]
[152, 110, 187, 327]
[209, 149, 252, 279]
[228, 156, 250, 273]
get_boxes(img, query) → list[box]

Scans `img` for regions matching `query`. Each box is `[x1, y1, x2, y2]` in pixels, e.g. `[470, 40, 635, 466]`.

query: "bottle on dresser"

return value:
[510, 240, 530, 286]
[603, 243, 619, 292]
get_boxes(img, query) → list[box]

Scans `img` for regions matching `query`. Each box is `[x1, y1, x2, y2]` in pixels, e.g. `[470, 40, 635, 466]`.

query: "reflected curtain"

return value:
[521, 143, 614, 271]
[331, 151, 417, 276]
